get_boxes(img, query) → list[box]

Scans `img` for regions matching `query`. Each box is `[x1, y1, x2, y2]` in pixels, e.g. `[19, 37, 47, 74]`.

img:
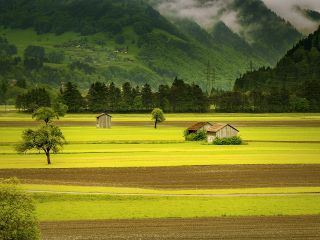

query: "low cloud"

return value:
[262, 0, 320, 33]
[154, 0, 320, 34]
[156, 0, 235, 29]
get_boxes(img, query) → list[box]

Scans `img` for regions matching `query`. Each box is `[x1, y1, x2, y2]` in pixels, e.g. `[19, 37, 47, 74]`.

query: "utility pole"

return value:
[249, 60, 254, 72]
[206, 61, 216, 95]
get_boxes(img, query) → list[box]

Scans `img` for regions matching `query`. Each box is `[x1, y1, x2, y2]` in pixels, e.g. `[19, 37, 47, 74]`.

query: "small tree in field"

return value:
[151, 108, 165, 129]
[0, 178, 40, 240]
[16, 125, 66, 165]
[32, 107, 59, 125]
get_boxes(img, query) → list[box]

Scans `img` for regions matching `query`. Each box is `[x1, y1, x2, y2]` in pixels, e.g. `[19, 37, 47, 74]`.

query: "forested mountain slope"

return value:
[234, 26, 320, 111]
[0, 0, 268, 92]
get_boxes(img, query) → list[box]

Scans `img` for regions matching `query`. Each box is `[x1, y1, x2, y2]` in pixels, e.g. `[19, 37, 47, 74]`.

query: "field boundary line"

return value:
[25, 190, 320, 197]
[246, 140, 320, 143]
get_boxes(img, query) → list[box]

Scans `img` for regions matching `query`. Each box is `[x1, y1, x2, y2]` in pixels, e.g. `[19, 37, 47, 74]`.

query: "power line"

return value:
[206, 61, 215, 94]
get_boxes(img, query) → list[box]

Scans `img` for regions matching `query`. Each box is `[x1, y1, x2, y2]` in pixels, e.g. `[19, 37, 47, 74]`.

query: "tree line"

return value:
[232, 26, 320, 112]
[16, 78, 319, 113]
[16, 78, 209, 113]
[211, 84, 318, 113]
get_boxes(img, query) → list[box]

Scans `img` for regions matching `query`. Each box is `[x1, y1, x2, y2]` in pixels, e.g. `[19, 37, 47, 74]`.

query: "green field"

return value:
[34, 193, 320, 221]
[2, 125, 320, 143]
[1, 142, 320, 168]
[1, 111, 320, 121]
[1, 123, 320, 168]
[1, 112, 320, 223]
[21, 184, 320, 195]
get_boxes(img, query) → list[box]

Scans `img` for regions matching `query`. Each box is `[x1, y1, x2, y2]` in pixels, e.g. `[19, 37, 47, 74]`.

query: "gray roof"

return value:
[207, 123, 239, 133]
[96, 113, 112, 119]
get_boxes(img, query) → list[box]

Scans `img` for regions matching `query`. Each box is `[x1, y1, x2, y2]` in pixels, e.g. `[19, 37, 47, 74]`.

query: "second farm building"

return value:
[186, 122, 239, 143]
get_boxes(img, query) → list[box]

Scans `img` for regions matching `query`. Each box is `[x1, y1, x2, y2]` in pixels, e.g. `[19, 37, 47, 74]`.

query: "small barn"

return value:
[207, 123, 239, 143]
[96, 113, 112, 128]
[186, 122, 213, 134]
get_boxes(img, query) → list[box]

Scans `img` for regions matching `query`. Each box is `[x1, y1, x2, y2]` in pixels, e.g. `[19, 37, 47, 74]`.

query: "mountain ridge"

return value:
[0, 0, 318, 93]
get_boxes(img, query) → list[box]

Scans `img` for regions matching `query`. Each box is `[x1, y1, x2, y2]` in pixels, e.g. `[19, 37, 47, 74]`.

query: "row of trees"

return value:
[16, 78, 209, 113]
[212, 81, 320, 112]
[15, 81, 320, 113]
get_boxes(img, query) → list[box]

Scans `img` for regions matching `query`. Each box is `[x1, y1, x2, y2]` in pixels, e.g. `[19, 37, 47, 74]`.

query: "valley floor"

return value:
[40, 216, 320, 240]
[1, 111, 320, 239]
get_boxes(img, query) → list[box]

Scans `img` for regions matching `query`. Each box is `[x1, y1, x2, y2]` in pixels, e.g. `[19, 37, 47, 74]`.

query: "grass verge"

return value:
[22, 184, 320, 195]
[33, 193, 320, 221]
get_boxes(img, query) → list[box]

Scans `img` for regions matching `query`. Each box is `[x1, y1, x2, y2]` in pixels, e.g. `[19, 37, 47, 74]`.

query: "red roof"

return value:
[187, 122, 212, 131]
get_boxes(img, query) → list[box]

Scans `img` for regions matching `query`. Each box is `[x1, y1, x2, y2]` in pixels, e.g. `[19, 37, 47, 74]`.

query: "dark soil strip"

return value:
[1, 165, 320, 189]
[1, 120, 320, 127]
[40, 216, 320, 240]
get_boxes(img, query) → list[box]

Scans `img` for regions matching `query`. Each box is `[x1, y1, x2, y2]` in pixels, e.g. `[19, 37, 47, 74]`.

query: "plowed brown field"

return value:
[1, 164, 320, 189]
[40, 216, 320, 240]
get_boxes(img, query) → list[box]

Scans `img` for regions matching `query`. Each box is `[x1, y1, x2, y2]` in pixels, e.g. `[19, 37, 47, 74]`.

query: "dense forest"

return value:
[0, 0, 180, 37]
[231, 26, 320, 112]
[15, 78, 208, 113]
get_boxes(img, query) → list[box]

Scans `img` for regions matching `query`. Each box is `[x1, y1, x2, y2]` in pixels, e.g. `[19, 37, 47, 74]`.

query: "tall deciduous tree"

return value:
[16, 125, 66, 165]
[151, 108, 165, 129]
[32, 107, 59, 125]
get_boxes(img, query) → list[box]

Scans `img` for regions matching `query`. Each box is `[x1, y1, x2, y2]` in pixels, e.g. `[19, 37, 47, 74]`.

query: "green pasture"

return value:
[34, 193, 320, 221]
[21, 184, 320, 195]
[1, 111, 320, 122]
[1, 126, 320, 144]
[1, 142, 320, 168]
[1, 125, 320, 168]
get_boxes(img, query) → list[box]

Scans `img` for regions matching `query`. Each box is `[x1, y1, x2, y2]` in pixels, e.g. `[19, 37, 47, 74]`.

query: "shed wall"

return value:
[207, 125, 238, 143]
[96, 115, 112, 128]
[216, 125, 238, 138]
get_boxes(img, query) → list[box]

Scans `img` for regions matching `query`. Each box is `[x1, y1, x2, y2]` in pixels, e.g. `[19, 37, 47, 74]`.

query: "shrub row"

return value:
[184, 130, 207, 141]
[213, 136, 243, 145]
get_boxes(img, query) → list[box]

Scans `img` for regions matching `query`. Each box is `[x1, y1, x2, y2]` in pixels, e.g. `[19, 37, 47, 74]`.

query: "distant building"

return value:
[96, 113, 112, 128]
[186, 122, 239, 143]
[186, 122, 213, 134]
[207, 124, 239, 143]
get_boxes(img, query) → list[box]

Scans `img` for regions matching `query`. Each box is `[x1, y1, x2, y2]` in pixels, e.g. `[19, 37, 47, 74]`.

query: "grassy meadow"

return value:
[34, 193, 320, 221]
[1, 111, 320, 121]
[1, 110, 320, 221]
[1, 123, 320, 168]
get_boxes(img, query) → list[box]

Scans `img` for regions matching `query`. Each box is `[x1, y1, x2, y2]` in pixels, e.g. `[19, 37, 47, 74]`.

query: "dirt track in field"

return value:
[40, 216, 320, 240]
[1, 120, 320, 127]
[1, 165, 320, 189]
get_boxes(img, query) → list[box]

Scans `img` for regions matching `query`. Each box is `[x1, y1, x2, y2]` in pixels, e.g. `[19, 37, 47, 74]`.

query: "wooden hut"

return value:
[186, 122, 213, 134]
[207, 124, 239, 143]
[96, 113, 112, 128]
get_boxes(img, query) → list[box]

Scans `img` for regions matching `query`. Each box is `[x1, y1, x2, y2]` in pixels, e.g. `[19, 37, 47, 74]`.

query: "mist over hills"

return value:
[0, 0, 319, 92]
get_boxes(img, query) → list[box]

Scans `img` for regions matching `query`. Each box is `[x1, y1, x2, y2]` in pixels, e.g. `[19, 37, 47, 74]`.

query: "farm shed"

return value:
[207, 124, 239, 143]
[186, 122, 213, 134]
[96, 113, 112, 128]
